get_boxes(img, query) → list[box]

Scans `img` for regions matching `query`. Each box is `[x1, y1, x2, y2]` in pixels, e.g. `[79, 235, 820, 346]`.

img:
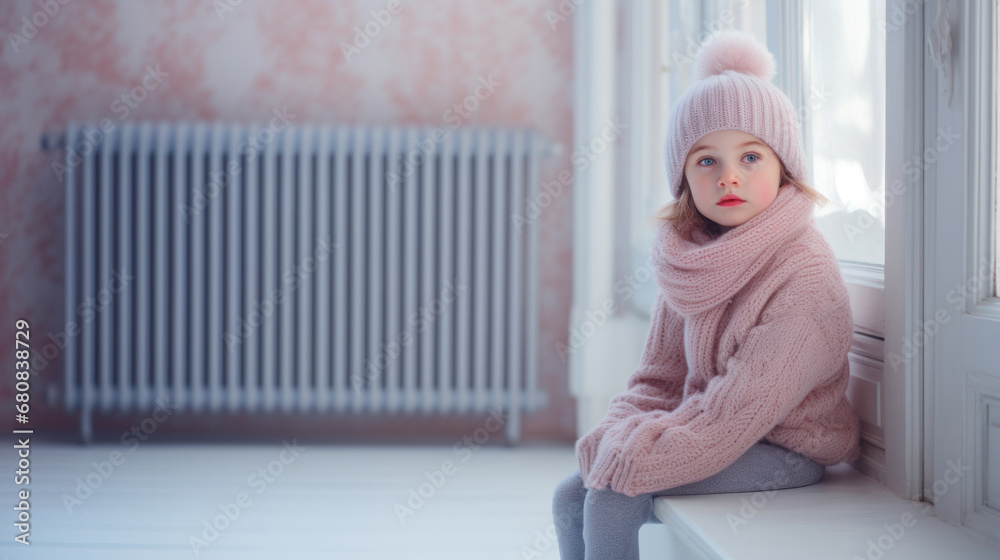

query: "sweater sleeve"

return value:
[575, 292, 688, 479]
[588, 311, 845, 497]
[606, 292, 689, 418]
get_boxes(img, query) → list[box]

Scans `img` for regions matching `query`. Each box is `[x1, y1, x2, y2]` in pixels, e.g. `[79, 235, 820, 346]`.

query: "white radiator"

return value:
[57, 122, 548, 442]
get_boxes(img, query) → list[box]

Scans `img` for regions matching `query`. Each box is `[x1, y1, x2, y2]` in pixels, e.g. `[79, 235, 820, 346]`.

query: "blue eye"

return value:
[743, 154, 759, 163]
[698, 157, 715, 166]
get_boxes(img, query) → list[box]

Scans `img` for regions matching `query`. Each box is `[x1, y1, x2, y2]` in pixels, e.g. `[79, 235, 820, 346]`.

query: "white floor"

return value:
[0, 441, 581, 560]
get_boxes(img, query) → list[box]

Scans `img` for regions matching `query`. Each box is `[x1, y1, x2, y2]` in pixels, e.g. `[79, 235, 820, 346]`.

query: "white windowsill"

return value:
[650, 464, 1000, 560]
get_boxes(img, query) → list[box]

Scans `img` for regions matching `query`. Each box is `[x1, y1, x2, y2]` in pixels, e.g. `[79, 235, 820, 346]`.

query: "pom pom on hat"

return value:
[663, 31, 807, 199]
[693, 30, 776, 81]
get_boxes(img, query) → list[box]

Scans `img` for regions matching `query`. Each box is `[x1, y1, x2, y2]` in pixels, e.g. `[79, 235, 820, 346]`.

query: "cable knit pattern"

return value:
[577, 186, 861, 497]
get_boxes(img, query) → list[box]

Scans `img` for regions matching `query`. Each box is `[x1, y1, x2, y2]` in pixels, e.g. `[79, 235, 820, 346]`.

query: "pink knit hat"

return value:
[664, 31, 807, 199]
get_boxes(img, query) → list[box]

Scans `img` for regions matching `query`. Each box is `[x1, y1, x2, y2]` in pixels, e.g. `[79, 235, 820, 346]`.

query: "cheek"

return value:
[686, 171, 712, 191]
[688, 182, 718, 213]
[686, 177, 710, 201]
[748, 173, 780, 200]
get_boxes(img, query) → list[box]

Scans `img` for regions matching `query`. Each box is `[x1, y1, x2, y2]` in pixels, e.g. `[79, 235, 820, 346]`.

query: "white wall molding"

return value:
[570, 0, 648, 436]
[881, 0, 928, 503]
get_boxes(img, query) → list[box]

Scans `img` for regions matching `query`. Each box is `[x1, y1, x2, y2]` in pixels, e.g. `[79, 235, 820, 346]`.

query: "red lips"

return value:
[717, 194, 745, 206]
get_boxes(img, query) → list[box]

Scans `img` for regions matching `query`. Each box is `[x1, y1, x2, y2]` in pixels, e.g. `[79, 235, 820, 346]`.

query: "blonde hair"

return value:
[646, 162, 829, 238]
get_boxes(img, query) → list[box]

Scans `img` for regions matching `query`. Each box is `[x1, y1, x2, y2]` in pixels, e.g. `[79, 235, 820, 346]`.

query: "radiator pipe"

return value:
[40, 130, 66, 151]
[41, 129, 563, 157]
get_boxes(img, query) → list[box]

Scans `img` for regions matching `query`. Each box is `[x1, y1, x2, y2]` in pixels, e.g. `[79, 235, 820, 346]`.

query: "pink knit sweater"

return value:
[576, 185, 861, 497]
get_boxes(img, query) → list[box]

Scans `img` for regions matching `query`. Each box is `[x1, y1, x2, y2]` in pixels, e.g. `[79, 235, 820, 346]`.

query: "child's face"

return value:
[682, 129, 782, 229]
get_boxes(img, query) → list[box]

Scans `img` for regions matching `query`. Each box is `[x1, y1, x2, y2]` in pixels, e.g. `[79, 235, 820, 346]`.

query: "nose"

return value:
[718, 163, 741, 188]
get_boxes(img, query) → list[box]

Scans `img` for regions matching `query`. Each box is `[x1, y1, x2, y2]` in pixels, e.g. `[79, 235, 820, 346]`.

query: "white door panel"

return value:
[926, 0, 1000, 545]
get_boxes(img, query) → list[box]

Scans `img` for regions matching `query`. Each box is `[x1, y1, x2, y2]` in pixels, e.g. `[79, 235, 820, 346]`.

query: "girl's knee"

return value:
[552, 470, 586, 519]
[584, 486, 652, 522]
[804, 460, 825, 485]
[775, 452, 826, 489]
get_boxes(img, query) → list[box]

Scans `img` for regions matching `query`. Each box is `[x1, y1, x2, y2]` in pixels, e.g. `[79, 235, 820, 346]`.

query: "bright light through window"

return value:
[804, 0, 886, 267]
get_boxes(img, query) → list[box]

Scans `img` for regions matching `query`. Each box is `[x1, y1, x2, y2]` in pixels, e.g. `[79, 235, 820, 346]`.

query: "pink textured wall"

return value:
[0, 0, 575, 443]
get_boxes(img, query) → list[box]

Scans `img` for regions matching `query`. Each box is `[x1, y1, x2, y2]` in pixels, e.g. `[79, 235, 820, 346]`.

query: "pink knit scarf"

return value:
[651, 185, 815, 317]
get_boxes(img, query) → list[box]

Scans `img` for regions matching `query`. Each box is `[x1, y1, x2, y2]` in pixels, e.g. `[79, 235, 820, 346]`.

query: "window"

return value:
[804, 0, 886, 267]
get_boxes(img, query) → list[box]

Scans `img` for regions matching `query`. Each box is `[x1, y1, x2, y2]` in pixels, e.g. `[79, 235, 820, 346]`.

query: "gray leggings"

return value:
[551, 440, 825, 560]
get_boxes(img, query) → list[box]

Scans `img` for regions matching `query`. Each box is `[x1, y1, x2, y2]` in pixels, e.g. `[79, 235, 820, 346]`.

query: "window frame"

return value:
[926, 0, 1000, 541]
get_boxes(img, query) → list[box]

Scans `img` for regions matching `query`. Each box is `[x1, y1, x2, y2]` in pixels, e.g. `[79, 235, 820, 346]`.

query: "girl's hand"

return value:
[605, 410, 672, 453]
[585, 417, 647, 490]
[601, 415, 645, 443]
[620, 418, 666, 456]
[580, 411, 672, 487]
[575, 418, 623, 479]
[584, 435, 622, 490]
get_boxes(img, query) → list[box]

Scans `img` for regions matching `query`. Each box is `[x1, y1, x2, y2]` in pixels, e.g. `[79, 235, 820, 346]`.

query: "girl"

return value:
[551, 30, 860, 559]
